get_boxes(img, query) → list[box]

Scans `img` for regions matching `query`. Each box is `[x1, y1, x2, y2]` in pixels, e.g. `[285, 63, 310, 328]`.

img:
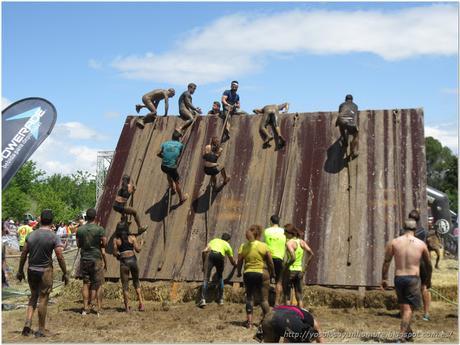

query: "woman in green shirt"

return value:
[283, 224, 314, 308]
[237, 225, 275, 328]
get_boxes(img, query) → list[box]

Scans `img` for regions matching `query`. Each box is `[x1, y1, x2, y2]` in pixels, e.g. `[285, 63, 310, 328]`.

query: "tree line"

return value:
[1, 136, 457, 222]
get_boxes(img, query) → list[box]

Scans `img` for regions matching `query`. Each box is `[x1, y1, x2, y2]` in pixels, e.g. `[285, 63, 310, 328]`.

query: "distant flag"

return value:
[2, 97, 57, 190]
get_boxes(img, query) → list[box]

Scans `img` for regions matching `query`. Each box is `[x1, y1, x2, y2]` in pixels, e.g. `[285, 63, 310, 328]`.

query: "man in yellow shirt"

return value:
[263, 215, 286, 305]
[199, 233, 236, 307]
[17, 219, 33, 252]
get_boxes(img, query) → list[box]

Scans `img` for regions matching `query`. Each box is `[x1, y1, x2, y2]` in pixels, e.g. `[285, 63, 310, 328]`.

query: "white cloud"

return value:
[29, 121, 110, 175]
[425, 124, 458, 154]
[2, 97, 11, 110]
[110, 5, 457, 85]
[88, 58, 103, 70]
[57, 122, 107, 141]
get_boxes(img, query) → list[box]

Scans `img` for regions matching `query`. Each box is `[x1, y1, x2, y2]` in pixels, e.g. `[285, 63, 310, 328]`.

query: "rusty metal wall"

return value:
[96, 109, 427, 287]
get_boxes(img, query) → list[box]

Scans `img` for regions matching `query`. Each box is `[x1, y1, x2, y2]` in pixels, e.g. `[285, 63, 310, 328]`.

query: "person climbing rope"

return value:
[203, 136, 230, 189]
[198, 232, 236, 307]
[112, 175, 148, 234]
[336, 94, 359, 158]
[257, 305, 325, 343]
[113, 219, 145, 312]
[253, 103, 289, 149]
[282, 224, 314, 308]
[237, 224, 275, 328]
[135, 88, 176, 129]
[158, 131, 188, 203]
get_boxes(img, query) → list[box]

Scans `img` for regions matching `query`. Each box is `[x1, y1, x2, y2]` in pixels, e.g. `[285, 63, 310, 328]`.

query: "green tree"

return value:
[425, 137, 458, 213]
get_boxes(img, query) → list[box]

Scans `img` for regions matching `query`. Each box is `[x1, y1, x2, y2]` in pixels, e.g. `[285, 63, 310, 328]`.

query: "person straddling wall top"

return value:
[136, 88, 176, 129]
[221, 81, 248, 141]
[176, 83, 202, 136]
[199, 233, 236, 307]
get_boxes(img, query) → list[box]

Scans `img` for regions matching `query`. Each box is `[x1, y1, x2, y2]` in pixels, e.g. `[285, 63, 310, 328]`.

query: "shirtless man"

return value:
[253, 103, 289, 149]
[381, 219, 432, 343]
[135, 88, 176, 129]
[177, 83, 202, 135]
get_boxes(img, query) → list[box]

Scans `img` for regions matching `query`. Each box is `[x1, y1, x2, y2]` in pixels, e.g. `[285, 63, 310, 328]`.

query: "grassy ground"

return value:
[2, 251, 458, 343]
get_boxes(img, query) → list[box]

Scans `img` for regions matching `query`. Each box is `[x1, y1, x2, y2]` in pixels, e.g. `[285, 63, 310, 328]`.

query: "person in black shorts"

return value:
[203, 136, 230, 189]
[113, 220, 145, 312]
[381, 219, 432, 343]
[16, 209, 69, 337]
[113, 175, 148, 234]
[336, 94, 359, 158]
[253, 103, 289, 149]
[258, 305, 324, 343]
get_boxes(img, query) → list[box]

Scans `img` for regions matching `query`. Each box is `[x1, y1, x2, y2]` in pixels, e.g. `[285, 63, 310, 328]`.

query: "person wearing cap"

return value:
[16, 209, 69, 337]
[135, 88, 176, 128]
[221, 81, 248, 141]
[198, 233, 236, 307]
[381, 219, 432, 343]
[76, 208, 107, 316]
[253, 103, 289, 149]
[17, 219, 33, 252]
[283, 224, 314, 308]
[336, 94, 359, 158]
[263, 215, 286, 306]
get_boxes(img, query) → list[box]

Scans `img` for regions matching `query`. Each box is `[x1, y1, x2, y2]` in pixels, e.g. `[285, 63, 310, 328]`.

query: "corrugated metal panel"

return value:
[97, 109, 427, 286]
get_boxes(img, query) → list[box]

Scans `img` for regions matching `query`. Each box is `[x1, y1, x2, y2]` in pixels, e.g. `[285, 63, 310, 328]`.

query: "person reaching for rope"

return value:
[113, 175, 148, 235]
[203, 136, 230, 189]
[158, 131, 188, 203]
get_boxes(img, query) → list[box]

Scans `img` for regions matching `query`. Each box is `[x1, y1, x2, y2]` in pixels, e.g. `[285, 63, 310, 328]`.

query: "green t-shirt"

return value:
[18, 225, 33, 247]
[208, 238, 233, 257]
[263, 226, 286, 259]
[239, 240, 269, 273]
[76, 223, 106, 261]
[289, 238, 304, 272]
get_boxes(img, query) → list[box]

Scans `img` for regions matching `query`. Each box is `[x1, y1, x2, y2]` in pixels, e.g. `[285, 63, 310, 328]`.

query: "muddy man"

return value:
[253, 103, 289, 149]
[135, 88, 176, 128]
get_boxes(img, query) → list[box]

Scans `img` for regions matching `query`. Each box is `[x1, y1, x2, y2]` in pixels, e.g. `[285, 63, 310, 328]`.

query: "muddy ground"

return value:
[2, 253, 458, 343]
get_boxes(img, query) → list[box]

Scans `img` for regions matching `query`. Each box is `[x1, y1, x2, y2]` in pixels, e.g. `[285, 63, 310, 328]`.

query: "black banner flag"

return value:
[2, 97, 57, 190]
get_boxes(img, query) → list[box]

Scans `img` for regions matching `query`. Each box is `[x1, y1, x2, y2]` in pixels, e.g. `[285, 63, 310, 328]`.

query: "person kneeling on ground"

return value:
[158, 131, 188, 203]
[112, 175, 148, 234]
[203, 136, 230, 189]
[199, 232, 236, 307]
[257, 305, 324, 343]
[113, 219, 145, 312]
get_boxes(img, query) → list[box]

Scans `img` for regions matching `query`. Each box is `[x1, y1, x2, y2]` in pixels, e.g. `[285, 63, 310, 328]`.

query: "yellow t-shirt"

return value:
[208, 238, 233, 257]
[18, 225, 33, 247]
[239, 240, 269, 273]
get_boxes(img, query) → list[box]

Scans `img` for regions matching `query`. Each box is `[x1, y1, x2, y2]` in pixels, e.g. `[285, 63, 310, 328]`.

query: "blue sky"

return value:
[2, 1, 458, 175]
